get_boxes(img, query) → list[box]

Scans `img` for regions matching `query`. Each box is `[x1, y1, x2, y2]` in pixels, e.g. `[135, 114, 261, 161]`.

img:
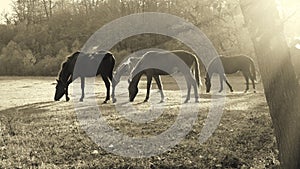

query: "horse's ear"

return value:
[56, 79, 59, 82]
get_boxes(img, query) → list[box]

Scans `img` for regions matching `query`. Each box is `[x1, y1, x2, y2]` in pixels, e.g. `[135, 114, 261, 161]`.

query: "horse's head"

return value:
[204, 77, 211, 93]
[54, 79, 67, 101]
[128, 79, 138, 102]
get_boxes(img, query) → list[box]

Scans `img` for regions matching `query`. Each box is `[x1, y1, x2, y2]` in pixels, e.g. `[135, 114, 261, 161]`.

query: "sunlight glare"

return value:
[0, 0, 12, 13]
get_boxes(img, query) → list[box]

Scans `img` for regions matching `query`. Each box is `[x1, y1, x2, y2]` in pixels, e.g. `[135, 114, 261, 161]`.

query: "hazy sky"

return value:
[0, 0, 12, 13]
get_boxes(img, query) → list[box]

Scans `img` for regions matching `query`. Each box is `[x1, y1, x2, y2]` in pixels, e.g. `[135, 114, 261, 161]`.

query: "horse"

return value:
[111, 57, 140, 103]
[204, 55, 256, 93]
[54, 50, 116, 103]
[128, 50, 201, 103]
[113, 57, 141, 84]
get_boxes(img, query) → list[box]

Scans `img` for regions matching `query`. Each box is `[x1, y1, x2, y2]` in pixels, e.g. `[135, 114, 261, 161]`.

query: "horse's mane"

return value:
[96, 50, 110, 54]
[58, 61, 68, 79]
[57, 51, 80, 79]
[67, 51, 80, 60]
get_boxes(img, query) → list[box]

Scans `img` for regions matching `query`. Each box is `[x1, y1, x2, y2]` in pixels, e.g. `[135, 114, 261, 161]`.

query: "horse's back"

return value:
[71, 51, 115, 77]
[132, 50, 197, 76]
[140, 50, 197, 66]
[219, 55, 253, 73]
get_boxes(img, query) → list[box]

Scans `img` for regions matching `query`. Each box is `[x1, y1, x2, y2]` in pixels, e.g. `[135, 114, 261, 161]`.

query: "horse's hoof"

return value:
[195, 99, 199, 103]
[66, 97, 70, 102]
[230, 89, 234, 92]
[159, 100, 164, 103]
[184, 100, 189, 103]
[254, 91, 256, 93]
[112, 98, 117, 103]
[218, 90, 223, 93]
[143, 100, 148, 103]
[79, 99, 83, 102]
[102, 101, 107, 104]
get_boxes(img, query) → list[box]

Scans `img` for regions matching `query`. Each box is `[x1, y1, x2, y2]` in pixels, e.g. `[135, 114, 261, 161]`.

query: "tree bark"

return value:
[42, 0, 50, 20]
[240, 0, 300, 168]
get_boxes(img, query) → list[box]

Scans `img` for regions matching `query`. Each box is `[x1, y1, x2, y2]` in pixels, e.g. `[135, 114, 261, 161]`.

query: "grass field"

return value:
[0, 75, 279, 168]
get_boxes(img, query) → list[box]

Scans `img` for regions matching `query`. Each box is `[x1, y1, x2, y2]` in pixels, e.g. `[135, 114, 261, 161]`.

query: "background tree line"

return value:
[0, 0, 254, 76]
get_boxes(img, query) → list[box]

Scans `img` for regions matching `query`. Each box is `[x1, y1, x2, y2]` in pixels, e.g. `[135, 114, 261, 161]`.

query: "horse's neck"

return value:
[59, 73, 70, 83]
[131, 71, 144, 86]
[114, 64, 129, 81]
[59, 63, 71, 83]
[131, 61, 144, 77]
[206, 69, 214, 81]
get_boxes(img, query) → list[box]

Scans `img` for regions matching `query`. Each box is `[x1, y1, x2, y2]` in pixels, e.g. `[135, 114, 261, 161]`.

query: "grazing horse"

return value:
[113, 57, 141, 84]
[111, 57, 140, 103]
[205, 55, 256, 93]
[54, 51, 116, 103]
[128, 50, 201, 103]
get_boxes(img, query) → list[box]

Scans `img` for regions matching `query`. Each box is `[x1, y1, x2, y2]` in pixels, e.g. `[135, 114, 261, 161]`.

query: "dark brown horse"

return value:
[205, 55, 256, 93]
[128, 50, 200, 103]
[54, 51, 116, 103]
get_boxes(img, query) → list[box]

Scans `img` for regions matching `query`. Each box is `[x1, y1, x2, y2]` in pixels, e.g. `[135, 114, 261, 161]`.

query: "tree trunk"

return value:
[239, 0, 300, 168]
[42, 0, 50, 20]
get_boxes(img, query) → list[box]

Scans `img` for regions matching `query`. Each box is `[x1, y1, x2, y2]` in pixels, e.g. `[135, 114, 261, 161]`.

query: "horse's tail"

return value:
[193, 55, 202, 87]
[106, 52, 116, 84]
[250, 58, 256, 81]
[104, 52, 115, 72]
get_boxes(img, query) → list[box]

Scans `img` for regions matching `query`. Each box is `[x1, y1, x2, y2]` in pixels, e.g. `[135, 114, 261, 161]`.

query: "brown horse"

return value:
[128, 50, 201, 103]
[54, 51, 116, 103]
[205, 55, 256, 93]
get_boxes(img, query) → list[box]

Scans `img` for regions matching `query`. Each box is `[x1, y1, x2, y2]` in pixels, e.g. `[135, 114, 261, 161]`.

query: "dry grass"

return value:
[0, 76, 279, 168]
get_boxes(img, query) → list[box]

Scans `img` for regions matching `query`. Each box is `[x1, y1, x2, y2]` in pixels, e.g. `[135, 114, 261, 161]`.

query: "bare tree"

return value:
[240, 0, 300, 168]
[42, 0, 55, 19]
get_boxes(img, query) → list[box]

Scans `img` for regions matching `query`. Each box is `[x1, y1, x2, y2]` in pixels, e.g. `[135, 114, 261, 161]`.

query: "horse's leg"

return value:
[192, 78, 199, 103]
[154, 75, 164, 103]
[184, 74, 193, 103]
[109, 73, 117, 103]
[185, 72, 199, 103]
[65, 74, 76, 101]
[111, 81, 116, 103]
[65, 85, 70, 102]
[219, 74, 224, 93]
[224, 76, 233, 92]
[245, 77, 249, 93]
[144, 75, 152, 102]
[250, 74, 256, 93]
[65, 75, 78, 101]
[102, 75, 111, 104]
[184, 82, 192, 103]
[65, 76, 72, 102]
[242, 72, 250, 93]
[79, 77, 85, 102]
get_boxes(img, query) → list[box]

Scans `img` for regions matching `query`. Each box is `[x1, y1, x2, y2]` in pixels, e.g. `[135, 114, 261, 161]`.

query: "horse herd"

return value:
[54, 50, 256, 103]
